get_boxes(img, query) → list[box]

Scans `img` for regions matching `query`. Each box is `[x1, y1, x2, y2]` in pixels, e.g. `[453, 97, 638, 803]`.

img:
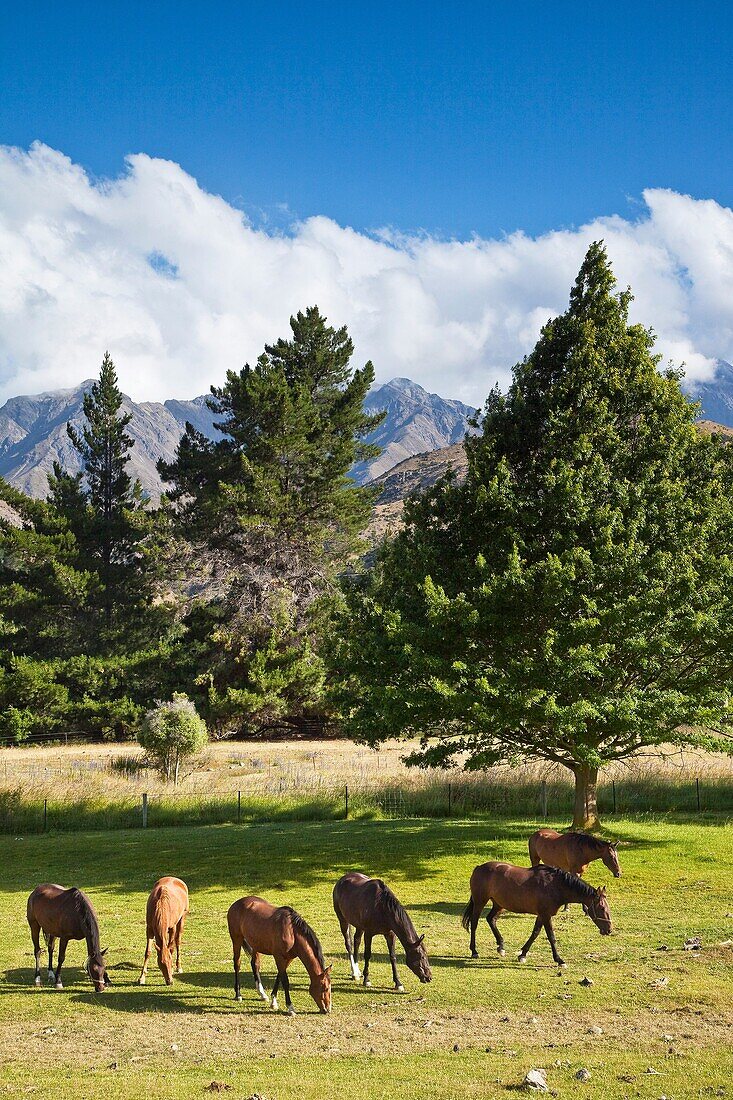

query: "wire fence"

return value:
[1, 772, 732, 835]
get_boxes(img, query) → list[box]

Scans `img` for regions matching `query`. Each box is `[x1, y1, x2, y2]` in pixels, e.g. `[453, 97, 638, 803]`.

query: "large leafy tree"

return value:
[160, 306, 384, 732]
[331, 243, 733, 829]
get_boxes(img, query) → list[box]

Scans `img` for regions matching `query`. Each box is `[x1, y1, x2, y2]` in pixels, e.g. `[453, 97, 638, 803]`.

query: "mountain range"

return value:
[0, 376, 476, 499]
[1, 360, 732, 501]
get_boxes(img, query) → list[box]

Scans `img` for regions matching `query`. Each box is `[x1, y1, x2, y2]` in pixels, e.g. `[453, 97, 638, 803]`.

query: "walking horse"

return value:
[462, 861, 612, 967]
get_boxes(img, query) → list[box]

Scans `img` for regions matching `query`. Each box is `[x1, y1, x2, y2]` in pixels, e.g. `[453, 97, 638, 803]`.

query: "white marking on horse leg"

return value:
[47, 969, 55, 984]
[497, 947, 506, 957]
[138, 973, 146, 985]
[363, 978, 371, 988]
[349, 959, 361, 980]
[55, 981, 63, 990]
[271, 995, 279, 1011]
[517, 954, 527, 963]
[256, 982, 268, 1001]
[235, 993, 242, 1002]
[286, 1004, 296, 1016]
[176, 966, 183, 974]
[395, 983, 405, 993]
[34, 976, 41, 987]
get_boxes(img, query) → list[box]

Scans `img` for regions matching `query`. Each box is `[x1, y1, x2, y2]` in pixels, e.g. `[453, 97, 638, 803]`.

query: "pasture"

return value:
[1, 815, 732, 1098]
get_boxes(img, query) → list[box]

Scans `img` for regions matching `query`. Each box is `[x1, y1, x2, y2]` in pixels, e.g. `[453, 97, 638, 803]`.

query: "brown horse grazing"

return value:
[529, 829, 622, 879]
[333, 872, 432, 992]
[138, 877, 189, 986]
[26, 884, 110, 992]
[227, 896, 332, 1015]
[462, 862, 612, 967]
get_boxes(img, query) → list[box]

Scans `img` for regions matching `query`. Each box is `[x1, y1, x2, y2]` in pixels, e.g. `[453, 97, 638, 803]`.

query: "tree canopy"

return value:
[330, 242, 733, 828]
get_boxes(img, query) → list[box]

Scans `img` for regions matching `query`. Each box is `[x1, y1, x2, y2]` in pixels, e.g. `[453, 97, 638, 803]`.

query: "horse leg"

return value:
[232, 939, 243, 1002]
[543, 919, 565, 967]
[46, 934, 56, 985]
[280, 967, 295, 1016]
[174, 914, 186, 974]
[386, 931, 404, 993]
[29, 921, 42, 986]
[469, 896, 484, 959]
[270, 972, 281, 1012]
[353, 928, 363, 974]
[486, 903, 506, 957]
[54, 938, 67, 989]
[138, 936, 154, 985]
[362, 934, 373, 988]
[337, 909, 361, 980]
[518, 917, 543, 963]
[251, 951, 268, 1001]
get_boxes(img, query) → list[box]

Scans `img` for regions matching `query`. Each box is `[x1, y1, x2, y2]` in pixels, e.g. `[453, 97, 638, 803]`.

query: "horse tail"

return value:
[528, 831, 541, 867]
[461, 896, 474, 932]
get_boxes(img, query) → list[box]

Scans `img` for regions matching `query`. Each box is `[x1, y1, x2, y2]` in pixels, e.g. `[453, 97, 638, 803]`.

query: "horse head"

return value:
[582, 886, 612, 935]
[405, 934, 432, 983]
[86, 948, 110, 992]
[601, 841, 622, 878]
[309, 963, 332, 1014]
[157, 941, 175, 985]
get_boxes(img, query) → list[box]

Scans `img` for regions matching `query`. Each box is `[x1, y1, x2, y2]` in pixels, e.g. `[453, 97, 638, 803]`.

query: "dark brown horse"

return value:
[462, 862, 612, 967]
[138, 877, 189, 986]
[227, 896, 332, 1015]
[26, 884, 110, 992]
[529, 829, 622, 879]
[333, 872, 432, 992]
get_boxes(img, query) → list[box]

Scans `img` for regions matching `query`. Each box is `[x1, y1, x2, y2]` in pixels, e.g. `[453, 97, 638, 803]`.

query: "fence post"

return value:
[448, 782, 452, 817]
[696, 777, 701, 812]
[345, 784, 349, 821]
[43, 798, 47, 833]
[541, 780, 548, 820]
[142, 792, 148, 829]
[612, 780, 617, 814]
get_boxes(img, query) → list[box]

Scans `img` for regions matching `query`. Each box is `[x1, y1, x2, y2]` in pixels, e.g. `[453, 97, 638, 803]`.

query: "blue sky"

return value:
[2, 1, 732, 238]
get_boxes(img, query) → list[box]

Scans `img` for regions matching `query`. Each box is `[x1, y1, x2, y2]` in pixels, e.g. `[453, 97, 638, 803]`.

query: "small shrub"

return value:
[137, 693, 208, 783]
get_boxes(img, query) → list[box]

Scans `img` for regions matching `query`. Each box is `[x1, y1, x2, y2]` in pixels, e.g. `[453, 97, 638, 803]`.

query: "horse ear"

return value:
[101, 948, 108, 957]
[417, 934, 425, 945]
[324, 964, 333, 976]
[599, 885, 607, 895]
[611, 841, 619, 849]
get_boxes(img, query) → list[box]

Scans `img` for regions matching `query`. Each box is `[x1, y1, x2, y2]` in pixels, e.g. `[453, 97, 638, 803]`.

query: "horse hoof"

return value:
[395, 984, 405, 993]
[518, 955, 527, 964]
[138, 976, 146, 985]
[55, 982, 63, 990]
[176, 967, 183, 975]
[470, 951, 479, 959]
[286, 1006, 296, 1016]
[363, 980, 371, 988]
[557, 961, 566, 969]
[47, 971, 55, 984]
[497, 948, 506, 957]
[235, 994, 242, 1002]
[34, 977, 41, 987]
[271, 997, 279, 1011]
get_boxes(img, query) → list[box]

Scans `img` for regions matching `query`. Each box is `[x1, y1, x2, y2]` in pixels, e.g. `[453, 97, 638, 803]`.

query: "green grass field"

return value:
[1, 816, 732, 1098]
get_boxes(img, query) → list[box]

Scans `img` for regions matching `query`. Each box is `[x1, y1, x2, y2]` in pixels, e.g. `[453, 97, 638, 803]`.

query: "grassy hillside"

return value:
[1, 816, 731, 1097]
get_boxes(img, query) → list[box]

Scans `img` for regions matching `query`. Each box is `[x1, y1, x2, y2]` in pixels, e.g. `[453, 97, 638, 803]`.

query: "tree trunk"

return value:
[572, 764, 600, 831]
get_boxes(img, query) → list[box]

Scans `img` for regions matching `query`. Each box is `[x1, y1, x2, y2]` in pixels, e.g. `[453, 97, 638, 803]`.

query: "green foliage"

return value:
[160, 307, 383, 733]
[330, 243, 733, 827]
[137, 693, 209, 781]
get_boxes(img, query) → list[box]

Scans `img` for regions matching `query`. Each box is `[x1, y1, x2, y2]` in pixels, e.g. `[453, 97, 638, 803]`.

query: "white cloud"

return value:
[0, 142, 730, 407]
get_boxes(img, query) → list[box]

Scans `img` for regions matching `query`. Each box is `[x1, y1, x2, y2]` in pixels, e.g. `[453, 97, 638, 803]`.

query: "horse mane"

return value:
[70, 888, 101, 953]
[541, 867, 598, 898]
[285, 908, 325, 968]
[376, 880, 417, 938]
[570, 831, 611, 852]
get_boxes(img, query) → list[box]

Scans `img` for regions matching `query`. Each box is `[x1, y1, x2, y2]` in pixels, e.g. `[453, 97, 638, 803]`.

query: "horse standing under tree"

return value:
[462, 862, 612, 967]
[529, 829, 622, 879]
[227, 896, 332, 1015]
[333, 872, 432, 992]
[26, 884, 110, 992]
[138, 877, 189, 986]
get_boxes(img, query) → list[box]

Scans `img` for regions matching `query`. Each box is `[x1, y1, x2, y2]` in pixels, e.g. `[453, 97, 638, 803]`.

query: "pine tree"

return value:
[54, 352, 146, 626]
[159, 306, 384, 733]
[331, 243, 733, 829]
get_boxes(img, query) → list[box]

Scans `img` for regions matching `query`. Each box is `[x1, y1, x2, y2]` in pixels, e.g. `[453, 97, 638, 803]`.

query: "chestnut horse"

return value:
[333, 872, 432, 992]
[529, 829, 621, 879]
[227, 896, 332, 1015]
[462, 862, 612, 967]
[138, 876, 189, 986]
[26, 884, 110, 992]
